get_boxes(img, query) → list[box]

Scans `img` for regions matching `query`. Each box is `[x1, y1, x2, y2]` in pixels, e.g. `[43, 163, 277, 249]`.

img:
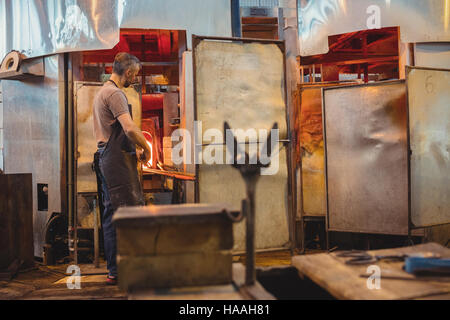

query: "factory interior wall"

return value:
[1, 54, 64, 258]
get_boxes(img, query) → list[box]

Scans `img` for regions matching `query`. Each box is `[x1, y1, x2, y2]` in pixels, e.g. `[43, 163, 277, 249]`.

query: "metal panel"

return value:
[0, 0, 119, 59]
[0, 0, 232, 59]
[415, 43, 450, 70]
[297, 82, 357, 217]
[193, 37, 291, 251]
[407, 67, 450, 228]
[120, 0, 232, 50]
[298, 0, 450, 56]
[0, 174, 33, 270]
[74, 82, 142, 194]
[2, 55, 63, 257]
[180, 51, 195, 203]
[323, 81, 409, 235]
[299, 87, 326, 216]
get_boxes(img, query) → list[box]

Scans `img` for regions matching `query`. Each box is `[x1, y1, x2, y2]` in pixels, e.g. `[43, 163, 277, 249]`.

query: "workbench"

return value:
[292, 243, 450, 300]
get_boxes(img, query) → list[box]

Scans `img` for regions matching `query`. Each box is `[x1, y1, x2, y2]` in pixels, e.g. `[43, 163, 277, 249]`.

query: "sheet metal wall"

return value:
[407, 67, 450, 228]
[1, 55, 64, 257]
[194, 38, 290, 251]
[415, 43, 450, 70]
[0, 0, 232, 59]
[120, 0, 232, 49]
[298, 0, 450, 56]
[323, 81, 409, 235]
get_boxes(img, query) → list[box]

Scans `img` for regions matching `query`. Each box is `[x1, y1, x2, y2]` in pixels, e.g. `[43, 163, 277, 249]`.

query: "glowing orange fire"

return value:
[142, 131, 154, 169]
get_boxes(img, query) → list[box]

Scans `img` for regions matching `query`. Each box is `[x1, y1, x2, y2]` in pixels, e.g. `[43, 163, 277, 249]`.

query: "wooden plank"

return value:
[292, 243, 450, 300]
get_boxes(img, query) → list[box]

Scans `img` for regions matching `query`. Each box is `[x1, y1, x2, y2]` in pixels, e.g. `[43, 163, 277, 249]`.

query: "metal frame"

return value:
[405, 66, 450, 239]
[297, 82, 359, 252]
[322, 80, 409, 239]
[191, 35, 295, 252]
[72, 81, 104, 264]
[297, 85, 326, 253]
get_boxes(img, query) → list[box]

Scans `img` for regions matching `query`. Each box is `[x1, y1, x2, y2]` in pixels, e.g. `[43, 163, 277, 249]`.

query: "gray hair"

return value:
[113, 52, 141, 76]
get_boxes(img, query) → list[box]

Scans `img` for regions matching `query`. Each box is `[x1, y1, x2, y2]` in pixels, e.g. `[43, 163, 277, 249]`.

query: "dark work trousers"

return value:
[96, 146, 117, 277]
[94, 93, 145, 278]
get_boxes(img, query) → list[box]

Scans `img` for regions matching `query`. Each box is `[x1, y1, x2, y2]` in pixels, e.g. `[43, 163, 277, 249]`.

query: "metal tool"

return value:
[224, 121, 278, 286]
[336, 250, 441, 266]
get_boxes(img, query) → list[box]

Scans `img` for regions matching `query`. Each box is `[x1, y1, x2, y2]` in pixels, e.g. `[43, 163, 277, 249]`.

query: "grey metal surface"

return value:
[407, 67, 450, 228]
[0, 0, 119, 59]
[298, 0, 450, 56]
[0, 0, 232, 59]
[415, 43, 450, 70]
[194, 38, 290, 251]
[2, 55, 63, 257]
[323, 81, 409, 235]
[180, 51, 196, 203]
[120, 0, 231, 49]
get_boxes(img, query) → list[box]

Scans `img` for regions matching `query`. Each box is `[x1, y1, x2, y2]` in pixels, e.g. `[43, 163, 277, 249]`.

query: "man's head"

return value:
[112, 52, 141, 88]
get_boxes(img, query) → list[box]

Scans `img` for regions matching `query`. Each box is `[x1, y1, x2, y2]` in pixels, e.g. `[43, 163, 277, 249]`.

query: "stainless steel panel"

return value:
[75, 82, 142, 194]
[2, 55, 63, 256]
[120, 0, 232, 49]
[407, 67, 450, 227]
[323, 81, 408, 235]
[0, 0, 119, 59]
[194, 38, 290, 251]
[0, 0, 232, 59]
[180, 51, 195, 203]
[415, 43, 450, 70]
[298, 0, 450, 56]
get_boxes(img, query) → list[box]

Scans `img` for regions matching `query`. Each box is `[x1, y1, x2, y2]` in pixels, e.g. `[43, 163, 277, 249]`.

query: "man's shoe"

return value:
[106, 275, 118, 286]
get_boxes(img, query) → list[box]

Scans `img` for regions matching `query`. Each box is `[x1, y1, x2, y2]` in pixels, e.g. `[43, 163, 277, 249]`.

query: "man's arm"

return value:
[117, 113, 151, 163]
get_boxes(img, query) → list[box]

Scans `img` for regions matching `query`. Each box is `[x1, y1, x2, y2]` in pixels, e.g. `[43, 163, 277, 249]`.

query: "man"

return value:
[93, 52, 151, 285]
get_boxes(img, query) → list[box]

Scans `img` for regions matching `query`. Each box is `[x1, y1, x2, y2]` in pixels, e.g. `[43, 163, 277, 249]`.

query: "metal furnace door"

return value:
[407, 67, 450, 228]
[323, 81, 409, 235]
[193, 36, 291, 251]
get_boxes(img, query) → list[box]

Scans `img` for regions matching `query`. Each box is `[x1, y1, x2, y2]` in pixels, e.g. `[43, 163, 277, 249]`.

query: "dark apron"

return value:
[98, 93, 145, 211]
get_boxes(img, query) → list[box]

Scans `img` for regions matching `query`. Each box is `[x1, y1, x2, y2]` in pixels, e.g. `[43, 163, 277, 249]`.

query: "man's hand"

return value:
[137, 147, 151, 165]
[142, 147, 151, 165]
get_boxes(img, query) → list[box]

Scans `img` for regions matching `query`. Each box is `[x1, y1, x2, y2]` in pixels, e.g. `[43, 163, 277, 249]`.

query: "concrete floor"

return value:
[0, 250, 299, 300]
[0, 261, 125, 300]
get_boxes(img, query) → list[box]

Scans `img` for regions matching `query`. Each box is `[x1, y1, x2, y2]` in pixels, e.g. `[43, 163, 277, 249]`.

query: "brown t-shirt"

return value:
[93, 81, 130, 145]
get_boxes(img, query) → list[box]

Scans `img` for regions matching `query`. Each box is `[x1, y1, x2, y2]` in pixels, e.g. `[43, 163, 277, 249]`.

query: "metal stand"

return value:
[74, 192, 101, 268]
[224, 121, 277, 286]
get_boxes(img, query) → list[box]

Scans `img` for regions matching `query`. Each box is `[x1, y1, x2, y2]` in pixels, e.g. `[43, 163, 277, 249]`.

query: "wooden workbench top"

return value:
[292, 243, 450, 300]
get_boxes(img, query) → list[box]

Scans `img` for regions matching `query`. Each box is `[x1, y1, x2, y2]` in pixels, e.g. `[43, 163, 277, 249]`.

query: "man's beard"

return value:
[123, 80, 131, 88]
